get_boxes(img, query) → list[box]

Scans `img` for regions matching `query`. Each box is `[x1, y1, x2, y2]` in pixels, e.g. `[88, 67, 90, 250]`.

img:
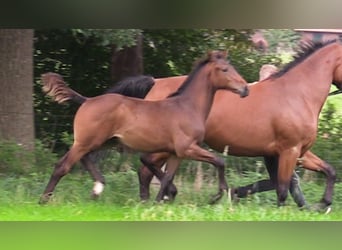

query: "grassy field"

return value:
[1, 170, 342, 221]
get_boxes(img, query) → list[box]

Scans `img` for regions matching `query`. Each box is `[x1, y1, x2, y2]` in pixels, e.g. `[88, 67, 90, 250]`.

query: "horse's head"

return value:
[208, 50, 249, 98]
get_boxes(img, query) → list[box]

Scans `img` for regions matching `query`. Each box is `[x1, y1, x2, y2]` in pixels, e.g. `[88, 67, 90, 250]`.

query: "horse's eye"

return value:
[222, 68, 228, 72]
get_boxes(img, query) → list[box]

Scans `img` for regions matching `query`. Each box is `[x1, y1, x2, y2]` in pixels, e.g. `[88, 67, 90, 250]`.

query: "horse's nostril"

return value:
[240, 86, 249, 98]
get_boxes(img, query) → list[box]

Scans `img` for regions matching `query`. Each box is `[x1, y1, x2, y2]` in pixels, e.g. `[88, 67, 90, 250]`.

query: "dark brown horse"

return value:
[136, 40, 342, 209]
[39, 50, 249, 203]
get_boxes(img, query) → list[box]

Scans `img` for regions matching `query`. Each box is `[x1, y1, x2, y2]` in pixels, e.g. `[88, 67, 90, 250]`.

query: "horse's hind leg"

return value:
[231, 179, 274, 199]
[301, 151, 336, 212]
[140, 152, 178, 201]
[39, 145, 87, 204]
[180, 144, 228, 204]
[81, 153, 106, 199]
[154, 155, 182, 202]
[231, 156, 279, 200]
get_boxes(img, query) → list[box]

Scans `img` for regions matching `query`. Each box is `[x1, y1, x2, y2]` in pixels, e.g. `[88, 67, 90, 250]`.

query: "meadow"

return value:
[1, 167, 342, 221]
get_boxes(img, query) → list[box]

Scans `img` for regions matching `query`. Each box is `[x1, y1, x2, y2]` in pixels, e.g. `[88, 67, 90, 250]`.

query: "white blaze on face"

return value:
[93, 181, 105, 195]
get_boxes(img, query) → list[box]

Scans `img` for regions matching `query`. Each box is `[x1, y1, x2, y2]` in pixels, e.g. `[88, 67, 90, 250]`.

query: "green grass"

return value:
[1, 170, 342, 221]
[1, 201, 341, 221]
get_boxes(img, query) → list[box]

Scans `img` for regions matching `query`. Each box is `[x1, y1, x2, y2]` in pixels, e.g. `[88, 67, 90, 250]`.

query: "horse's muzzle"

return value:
[239, 86, 249, 98]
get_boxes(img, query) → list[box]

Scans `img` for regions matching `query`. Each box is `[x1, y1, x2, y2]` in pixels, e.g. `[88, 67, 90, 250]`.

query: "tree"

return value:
[34, 29, 142, 152]
[262, 29, 300, 53]
[111, 33, 143, 82]
[0, 29, 34, 149]
[71, 29, 143, 82]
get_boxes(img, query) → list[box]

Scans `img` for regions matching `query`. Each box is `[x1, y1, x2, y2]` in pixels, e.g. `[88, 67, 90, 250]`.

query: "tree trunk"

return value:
[110, 34, 143, 83]
[110, 34, 143, 154]
[0, 29, 34, 149]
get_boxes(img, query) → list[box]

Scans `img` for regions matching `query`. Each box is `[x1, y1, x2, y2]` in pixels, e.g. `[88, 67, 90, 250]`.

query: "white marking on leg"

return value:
[325, 206, 332, 215]
[223, 145, 229, 156]
[93, 181, 104, 195]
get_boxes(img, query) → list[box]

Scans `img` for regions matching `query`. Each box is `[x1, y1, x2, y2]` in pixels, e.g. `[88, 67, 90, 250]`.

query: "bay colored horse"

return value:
[39, 50, 249, 203]
[136, 40, 342, 209]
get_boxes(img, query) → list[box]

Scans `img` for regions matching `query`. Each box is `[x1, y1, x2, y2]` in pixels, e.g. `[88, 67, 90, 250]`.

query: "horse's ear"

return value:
[208, 50, 228, 61]
[207, 51, 215, 61]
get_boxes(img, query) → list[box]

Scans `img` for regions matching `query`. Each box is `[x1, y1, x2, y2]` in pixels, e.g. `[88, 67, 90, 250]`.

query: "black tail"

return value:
[105, 75, 155, 99]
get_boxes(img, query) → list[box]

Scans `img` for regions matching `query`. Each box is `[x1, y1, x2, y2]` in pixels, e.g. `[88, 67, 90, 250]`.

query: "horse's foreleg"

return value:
[81, 153, 106, 199]
[39, 145, 87, 204]
[277, 148, 300, 206]
[301, 151, 336, 212]
[263, 155, 306, 208]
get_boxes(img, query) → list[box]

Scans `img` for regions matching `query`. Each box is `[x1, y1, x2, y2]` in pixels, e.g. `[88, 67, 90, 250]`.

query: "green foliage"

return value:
[0, 140, 34, 175]
[143, 29, 283, 82]
[143, 29, 253, 77]
[71, 29, 142, 49]
[34, 29, 106, 152]
[311, 100, 342, 177]
[229, 48, 282, 82]
[262, 29, 300, 53]
[33, 140, 58, 174]
[0, 139, 58, 176]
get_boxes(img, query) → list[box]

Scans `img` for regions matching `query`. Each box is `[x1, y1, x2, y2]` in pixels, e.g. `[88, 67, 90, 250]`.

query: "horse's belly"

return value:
[205, 131, 277, 157]
[114, 132, 171, 153]
[210, 142, 275, 157]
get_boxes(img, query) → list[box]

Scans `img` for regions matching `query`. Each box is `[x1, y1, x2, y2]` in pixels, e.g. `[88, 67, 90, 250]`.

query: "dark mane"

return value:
[105, 75, 155, 98]
[167, 56, 211, 98]
[270, 40, 338, 79]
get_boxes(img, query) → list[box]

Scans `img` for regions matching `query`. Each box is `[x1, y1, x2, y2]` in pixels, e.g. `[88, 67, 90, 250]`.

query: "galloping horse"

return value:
[39, 51, 249, 203]
[136, 40, 342, 209]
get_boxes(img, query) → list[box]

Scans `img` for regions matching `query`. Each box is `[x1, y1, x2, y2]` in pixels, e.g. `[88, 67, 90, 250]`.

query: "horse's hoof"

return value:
[90, 192, 100, 200]
[298, 204, 310, 211]
[39, 193, 53, 205]
[208, 192, 223, 205]
[140, 199, 148, 204]
[310, 202, 332, 214]
[153, 199, 164, 205]
[92, 181, 104, 196]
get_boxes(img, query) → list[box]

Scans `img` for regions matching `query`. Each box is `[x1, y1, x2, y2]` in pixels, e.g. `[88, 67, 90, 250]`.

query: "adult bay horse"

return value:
[137, 40, 342, 209]
[39, 50, 249, 203]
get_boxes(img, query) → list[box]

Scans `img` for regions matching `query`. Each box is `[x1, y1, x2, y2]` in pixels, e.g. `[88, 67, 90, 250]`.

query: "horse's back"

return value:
[146, 75, 186, 100]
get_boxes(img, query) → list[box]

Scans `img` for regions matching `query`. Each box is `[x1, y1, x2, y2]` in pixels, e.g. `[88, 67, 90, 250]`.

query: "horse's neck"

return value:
[179, 70, 216, 121]
[281, 45, 338, 114]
